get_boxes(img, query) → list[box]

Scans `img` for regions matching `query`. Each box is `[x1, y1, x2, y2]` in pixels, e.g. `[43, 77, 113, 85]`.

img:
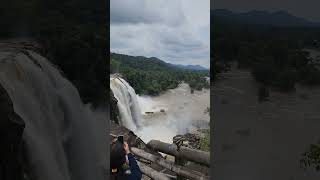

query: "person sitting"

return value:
[110, 136, 142, 180]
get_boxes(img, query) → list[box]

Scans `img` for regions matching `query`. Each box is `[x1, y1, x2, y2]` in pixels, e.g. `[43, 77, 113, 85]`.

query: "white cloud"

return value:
[110, 0, 210, 68]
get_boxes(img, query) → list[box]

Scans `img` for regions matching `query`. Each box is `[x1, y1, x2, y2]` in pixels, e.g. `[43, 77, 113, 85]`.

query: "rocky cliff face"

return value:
[110, 90, 120, 124]
[0, 83, 26, 180]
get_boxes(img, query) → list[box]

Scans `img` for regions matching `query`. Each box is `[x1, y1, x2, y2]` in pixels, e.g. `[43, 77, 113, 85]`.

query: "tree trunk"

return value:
[137, 161, 170, 180]
[131, 147, 209, 180]
[147, 140, 210, 166]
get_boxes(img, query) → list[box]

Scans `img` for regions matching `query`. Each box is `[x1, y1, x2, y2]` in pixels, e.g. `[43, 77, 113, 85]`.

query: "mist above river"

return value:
[136, 83, 210, 143]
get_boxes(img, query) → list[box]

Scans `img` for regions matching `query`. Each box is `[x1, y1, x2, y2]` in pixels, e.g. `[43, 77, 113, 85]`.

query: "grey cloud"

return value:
[212, 0, 320, 22]
[111, 0, 186, 26]
[111, 0, 210, 68]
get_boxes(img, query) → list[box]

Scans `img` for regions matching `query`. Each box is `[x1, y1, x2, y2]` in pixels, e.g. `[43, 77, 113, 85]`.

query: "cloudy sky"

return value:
[111, 0, 210, 68]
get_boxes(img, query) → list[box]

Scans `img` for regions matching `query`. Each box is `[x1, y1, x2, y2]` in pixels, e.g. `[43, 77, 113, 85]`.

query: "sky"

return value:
[110, 0, 210, 68]
[212, 0, 320, 22]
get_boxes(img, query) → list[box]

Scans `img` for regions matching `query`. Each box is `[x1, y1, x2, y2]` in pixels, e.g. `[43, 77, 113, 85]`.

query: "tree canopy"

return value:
[212, 18, 320, 91]
[111, 53, 210, 96]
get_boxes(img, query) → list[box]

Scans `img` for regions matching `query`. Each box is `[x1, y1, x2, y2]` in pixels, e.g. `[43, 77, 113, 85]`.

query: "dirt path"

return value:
[212, 64, 320, 180]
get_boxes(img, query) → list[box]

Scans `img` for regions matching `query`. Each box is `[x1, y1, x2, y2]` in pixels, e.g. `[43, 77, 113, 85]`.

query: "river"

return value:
[136, 83, 210, 143]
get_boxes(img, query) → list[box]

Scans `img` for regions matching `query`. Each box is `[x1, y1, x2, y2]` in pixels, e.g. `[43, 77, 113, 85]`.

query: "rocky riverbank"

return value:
[173, 129, 210, 151]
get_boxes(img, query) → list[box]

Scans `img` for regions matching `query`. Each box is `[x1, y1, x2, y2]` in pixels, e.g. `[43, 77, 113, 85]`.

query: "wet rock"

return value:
[110, 90, 120, 124]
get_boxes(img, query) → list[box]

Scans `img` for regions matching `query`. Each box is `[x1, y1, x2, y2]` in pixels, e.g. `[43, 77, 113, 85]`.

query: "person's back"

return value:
[110, 137, 142, 180]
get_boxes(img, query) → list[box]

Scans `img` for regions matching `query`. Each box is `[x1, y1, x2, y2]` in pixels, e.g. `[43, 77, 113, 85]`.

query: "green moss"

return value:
[199, 129, 210, 152]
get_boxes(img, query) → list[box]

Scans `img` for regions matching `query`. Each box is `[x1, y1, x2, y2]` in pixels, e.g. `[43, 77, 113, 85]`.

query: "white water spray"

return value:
[0, 48, 107, 180]
[136, 83, 210, 143]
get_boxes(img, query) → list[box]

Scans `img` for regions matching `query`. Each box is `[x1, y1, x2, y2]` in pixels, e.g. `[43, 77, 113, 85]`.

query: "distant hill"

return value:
[169, 64, 208, 71]
[111, 53, 208, 72]
[212, 9, 320, 27]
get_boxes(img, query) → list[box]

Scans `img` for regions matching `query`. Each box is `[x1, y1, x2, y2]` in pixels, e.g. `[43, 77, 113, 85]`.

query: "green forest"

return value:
[111, 53, 210, 95]
[0, 0, 108, 106]
[212, 19, 320, 91]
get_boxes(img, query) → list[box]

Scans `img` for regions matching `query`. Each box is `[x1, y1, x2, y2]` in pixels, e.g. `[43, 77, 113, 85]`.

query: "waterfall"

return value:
[0, 48, 107, 180]
[110, 76, 142, 131]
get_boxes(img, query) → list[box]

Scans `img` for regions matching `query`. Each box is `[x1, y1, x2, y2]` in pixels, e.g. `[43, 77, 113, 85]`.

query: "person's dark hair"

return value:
[110, 138, 126, 173]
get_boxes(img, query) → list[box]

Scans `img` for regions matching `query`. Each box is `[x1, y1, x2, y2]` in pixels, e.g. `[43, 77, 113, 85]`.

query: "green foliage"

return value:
[301, 144, 320, 171]
[213, 21, 320, 90]
[0, 0, 107, 106]
[111, 53, 209, 95]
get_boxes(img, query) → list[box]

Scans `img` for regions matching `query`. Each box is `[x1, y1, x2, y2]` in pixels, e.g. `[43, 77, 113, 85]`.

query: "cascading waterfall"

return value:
[110, 76, 211, 144]
[0, 48, 107, 180]
[110, 76, 142, 131]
